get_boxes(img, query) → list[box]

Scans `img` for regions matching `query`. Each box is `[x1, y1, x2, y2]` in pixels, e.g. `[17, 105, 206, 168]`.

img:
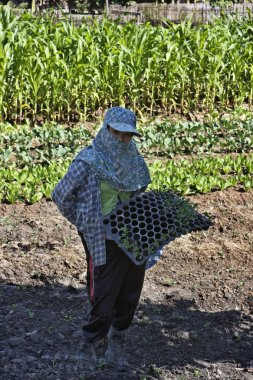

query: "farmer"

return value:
[52, 106, 152, 368]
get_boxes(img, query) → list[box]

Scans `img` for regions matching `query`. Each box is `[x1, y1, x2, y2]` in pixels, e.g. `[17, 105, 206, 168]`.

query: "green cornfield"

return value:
[1, 5, 253, 121]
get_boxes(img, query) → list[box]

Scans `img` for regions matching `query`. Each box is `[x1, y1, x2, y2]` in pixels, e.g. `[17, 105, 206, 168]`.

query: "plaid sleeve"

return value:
[52, 160, 89, 225]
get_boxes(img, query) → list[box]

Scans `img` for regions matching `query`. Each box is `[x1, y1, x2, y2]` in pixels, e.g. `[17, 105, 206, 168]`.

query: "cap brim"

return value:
[108, 122, 142, 137]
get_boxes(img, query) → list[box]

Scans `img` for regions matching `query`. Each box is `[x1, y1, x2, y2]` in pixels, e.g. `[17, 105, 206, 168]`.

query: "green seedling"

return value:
[28, 310, 35, 319]
[119, 226, 143, 260]
[63, 236, 71, 246]
[164, 278, 177, 286]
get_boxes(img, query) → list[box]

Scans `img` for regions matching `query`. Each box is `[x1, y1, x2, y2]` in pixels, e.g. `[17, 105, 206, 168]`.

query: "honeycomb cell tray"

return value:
[103, 191, 213, 265]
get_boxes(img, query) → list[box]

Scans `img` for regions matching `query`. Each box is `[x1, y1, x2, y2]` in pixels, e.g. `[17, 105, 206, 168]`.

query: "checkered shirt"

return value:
[52, 160, 107, 267]
[52, 159, 163, 269]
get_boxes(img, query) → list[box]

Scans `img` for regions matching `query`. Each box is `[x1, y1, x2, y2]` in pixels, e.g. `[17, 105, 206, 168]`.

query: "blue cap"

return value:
[103, 106, 142, 137]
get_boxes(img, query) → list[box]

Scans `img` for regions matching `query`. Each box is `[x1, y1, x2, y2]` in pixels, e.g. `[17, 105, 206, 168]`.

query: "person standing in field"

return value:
[52, 106, 152, 368]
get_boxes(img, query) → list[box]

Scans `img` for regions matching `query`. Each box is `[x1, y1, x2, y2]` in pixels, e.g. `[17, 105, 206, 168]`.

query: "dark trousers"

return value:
[79, 235, 146, 343]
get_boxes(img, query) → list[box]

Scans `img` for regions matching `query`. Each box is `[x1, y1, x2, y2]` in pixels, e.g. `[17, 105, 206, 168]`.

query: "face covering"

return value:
[76, 125, 151, 191]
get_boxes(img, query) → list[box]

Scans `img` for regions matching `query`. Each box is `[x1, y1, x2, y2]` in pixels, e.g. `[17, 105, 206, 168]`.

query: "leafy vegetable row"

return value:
[149, 155, 253, 194]
[0, 123, 92, 167]
[1, 155, 252, 204]
[137, 119, 253, 156]
[1, 119, 253, 168]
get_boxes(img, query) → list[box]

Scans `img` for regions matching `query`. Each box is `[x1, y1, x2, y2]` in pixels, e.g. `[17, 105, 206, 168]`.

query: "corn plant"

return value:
[1, 7, 253, 121]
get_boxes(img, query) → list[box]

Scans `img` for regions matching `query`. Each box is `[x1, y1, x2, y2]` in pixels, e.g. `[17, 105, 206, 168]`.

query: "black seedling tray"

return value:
[103, 191, 213, 265]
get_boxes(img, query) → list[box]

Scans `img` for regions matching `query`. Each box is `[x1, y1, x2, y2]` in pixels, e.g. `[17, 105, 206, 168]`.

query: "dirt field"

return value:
[0, 188, 253, 380]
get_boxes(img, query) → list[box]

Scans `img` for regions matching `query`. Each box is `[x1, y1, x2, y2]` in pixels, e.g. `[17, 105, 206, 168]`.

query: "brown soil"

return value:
[0, 188, 252, 380]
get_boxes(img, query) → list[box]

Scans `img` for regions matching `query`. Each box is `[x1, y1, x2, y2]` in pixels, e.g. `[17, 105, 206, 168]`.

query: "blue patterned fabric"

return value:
[76, 108, 151, 191]
[103, 106, 142, 136]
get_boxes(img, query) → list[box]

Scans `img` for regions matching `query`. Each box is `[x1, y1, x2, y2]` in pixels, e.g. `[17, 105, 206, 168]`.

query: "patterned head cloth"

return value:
[103, 106, 142, 137]
[76, 107, 151, 191]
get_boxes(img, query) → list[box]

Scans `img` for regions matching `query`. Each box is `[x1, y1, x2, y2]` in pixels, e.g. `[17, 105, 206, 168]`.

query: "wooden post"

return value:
[31, 0, 36, 13]
[105, 0, 109, 16]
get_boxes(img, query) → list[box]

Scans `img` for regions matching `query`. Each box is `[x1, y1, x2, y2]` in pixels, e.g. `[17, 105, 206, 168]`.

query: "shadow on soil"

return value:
[0, 281, 252, 379]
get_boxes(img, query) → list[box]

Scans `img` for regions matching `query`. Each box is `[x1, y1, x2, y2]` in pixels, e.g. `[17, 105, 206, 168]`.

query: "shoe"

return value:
[105, 326, 129, 370]
[82, 334, 101, 361]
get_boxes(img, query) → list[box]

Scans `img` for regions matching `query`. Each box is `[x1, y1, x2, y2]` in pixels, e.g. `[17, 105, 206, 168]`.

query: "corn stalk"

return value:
[1, 8, 253, 121]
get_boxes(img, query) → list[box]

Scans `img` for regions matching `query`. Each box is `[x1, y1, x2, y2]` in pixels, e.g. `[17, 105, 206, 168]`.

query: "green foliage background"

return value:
[1, 6, 253, 204]
[1, 6, 253, 122]
[1, 119, 253, 204]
